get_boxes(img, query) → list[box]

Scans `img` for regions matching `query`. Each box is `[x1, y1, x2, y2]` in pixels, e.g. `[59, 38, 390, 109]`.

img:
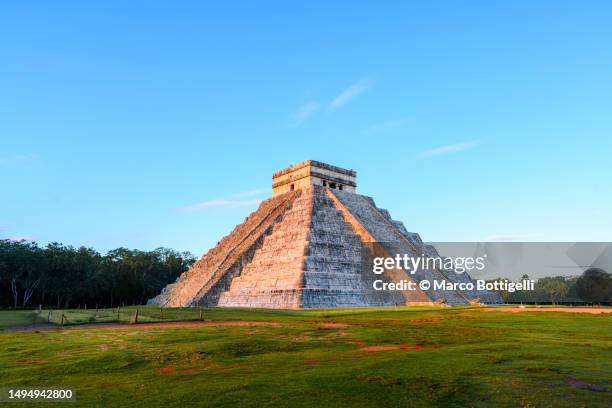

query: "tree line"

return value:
[2, 238, 610, 308]
[490, 268, 612, 305]
[0, 239, 196, 309]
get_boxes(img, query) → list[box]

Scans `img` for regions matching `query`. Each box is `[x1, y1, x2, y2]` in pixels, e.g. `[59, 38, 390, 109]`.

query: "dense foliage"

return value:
[0, 239, 196, 308]
[576, 268, 612, 303]
[493, 271, 612, 304]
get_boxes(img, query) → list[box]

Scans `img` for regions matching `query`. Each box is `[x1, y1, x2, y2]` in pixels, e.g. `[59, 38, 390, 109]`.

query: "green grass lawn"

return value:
[0, 306, 610, 407]
[0, 310, 46, 329]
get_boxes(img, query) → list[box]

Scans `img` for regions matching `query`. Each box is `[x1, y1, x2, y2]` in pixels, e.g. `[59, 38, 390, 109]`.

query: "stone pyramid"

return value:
[150, 160, 501, 308]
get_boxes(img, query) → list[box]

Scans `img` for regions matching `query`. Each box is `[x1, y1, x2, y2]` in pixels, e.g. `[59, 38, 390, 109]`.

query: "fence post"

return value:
[133, 308, 139, 324]
[117, 308, 120, 322]
[160, 308, 164, 320]
[47, 310, 51, 323]
[199, 308, 203, 321]
[61, 313, 65, 326]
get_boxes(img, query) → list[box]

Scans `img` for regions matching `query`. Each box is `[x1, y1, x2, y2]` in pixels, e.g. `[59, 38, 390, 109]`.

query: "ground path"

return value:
[3, 307, 611, 333]
[3, 320, 278, 332]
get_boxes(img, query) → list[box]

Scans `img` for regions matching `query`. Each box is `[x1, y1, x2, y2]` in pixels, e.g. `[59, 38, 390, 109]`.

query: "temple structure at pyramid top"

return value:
[272, 160, 357, 195]
[150, 160, 502, 308]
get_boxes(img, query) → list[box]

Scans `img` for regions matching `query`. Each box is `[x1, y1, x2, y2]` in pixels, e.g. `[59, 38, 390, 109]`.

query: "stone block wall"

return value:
[217, 185, 313, 307]
[150, 175, 502, 308]
[149, 190, 299, 307]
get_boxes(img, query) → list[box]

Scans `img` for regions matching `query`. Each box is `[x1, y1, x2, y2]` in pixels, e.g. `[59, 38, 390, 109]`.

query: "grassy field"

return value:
[0, 306, 610, 407]
[0, 310, 47, 329]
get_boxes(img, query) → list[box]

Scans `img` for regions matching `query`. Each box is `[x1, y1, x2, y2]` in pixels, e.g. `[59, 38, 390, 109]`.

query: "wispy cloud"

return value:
[3, 236, 36, 242]
[180, 198, 264, 211]
[179, 189, 269, 211]
[365, 117, 411, 133]
[0, 154, 39, 167]
[232, 189, 269, 198]
[291, 101, 319, 124]
[329, 78, 374, 110]
[418, 140, 480, 158]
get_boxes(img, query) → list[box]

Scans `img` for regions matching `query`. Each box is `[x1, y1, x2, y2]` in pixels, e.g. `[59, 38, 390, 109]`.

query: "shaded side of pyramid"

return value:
[329, 188, 474, 305]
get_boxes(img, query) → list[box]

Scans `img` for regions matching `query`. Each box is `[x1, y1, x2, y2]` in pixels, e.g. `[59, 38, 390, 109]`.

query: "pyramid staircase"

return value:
[151, 184, 501, 308]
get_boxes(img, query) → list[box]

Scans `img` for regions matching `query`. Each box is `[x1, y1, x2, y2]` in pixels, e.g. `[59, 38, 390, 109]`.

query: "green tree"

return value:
[538, 277, 569, 304]
[0, 239, 194, 308]
[576, 268, 612, 304]
[0, 240, 43, 307]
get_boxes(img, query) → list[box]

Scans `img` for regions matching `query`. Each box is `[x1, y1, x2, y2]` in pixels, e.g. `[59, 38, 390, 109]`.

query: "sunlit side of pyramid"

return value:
[150, 160, 502, 308]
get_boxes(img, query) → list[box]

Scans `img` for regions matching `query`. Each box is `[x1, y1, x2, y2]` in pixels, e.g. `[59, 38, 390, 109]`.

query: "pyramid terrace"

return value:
[150, 161, 501, 308]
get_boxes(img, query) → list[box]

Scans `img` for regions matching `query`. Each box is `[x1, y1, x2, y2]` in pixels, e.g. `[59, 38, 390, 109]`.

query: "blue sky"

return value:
[1, 1, 611, 256]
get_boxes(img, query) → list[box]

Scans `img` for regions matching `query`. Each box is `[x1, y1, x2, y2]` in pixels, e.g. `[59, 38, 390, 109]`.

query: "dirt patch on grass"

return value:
[483, 307, 611, 314]
[303, 359, 319, 366]
[358, 343, 432, 352]
[15, 359, 48, 365]
[409, 317, 445, 324]
[317, 322, 351, 328]
[360, 345, 402, 351]
[155, 366, 208, 375]
[565, 377, 609, 392]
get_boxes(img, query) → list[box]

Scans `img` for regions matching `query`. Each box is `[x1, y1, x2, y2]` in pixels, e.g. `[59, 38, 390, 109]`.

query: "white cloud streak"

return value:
[329, 78, 374, 110]
[232, 189, 269, 198]
[180, 189, 269, 211]
[418, 140, 480, 157]
[292, 101, 319, 124]
[180, 198, 264, 211]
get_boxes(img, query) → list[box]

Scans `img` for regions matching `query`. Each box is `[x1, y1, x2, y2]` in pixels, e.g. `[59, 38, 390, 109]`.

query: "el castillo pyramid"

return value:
[150, 160, 502, 308]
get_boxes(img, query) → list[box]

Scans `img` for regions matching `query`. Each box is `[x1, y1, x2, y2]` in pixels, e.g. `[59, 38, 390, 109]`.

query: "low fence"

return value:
[40, 306, 208, 326]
